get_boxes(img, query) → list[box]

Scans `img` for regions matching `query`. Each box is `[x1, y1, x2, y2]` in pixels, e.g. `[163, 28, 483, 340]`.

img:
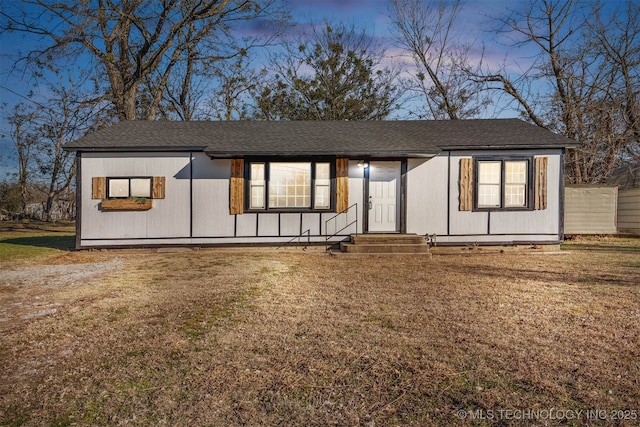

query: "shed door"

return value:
[368, 161, 401, 232]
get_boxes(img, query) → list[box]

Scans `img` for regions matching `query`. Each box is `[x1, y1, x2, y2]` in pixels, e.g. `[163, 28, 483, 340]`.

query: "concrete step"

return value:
[340, 242, 430, 254]
[350, 233, 426, 245]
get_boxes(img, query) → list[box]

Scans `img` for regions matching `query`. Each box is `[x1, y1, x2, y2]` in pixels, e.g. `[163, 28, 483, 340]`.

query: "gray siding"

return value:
[192, 156, 235, 237]
[618, 188, 640, 235]
[406, 150, 564, 244]
[81, 153, 191, 240]
[406, 157, 449, 235]
[79, 154, 363, 247]
[79, 151, 564, 247]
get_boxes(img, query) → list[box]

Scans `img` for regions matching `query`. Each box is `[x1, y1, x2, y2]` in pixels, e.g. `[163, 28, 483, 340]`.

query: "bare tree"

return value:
[33, 80, 100, 221]
[388, 0, 489, 119]
[207, 56, 267, 120]
[469, 0, 640, 184]
[1, 0, 288, 121]
[589, 0, 640, 166]
[2, 71, 104, 220]
[5, 104, 38, 214]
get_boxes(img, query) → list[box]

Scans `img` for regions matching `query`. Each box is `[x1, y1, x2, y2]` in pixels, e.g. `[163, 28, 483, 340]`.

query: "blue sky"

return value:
[0, 0, 560, 178]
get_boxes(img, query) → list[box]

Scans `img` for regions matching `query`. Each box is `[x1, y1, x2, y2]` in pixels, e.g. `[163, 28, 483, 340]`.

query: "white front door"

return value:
[368, 161, 401, 232]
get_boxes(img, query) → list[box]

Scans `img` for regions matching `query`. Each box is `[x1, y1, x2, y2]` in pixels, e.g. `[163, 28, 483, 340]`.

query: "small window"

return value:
[505, 161, 527, 207]
[107, 177, 151, 199]
[475, 158, 531, 210]
[250, 163, 265, 209]
[131, 178, 152, 198]
[108, 179, 130, 198]
[314, 163, 331, 209]
[477, 161, 501, 208]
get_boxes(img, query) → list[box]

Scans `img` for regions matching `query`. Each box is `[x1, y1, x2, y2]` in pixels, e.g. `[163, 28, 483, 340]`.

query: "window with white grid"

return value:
[505, 161, 527, 207]
[475, 158, 530, 210]
[247, 161, 333, 211]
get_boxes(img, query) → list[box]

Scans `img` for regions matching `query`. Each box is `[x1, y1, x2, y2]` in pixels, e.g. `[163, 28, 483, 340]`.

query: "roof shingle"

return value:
[64, 119, 575, 157]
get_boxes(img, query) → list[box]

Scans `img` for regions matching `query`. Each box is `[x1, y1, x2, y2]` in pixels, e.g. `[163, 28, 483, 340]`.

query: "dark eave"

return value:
[73, 146, 208, 152]
[204, 149, 441, 159]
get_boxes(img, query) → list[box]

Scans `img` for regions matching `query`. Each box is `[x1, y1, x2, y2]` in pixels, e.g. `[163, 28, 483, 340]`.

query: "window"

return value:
[247, 161, 332, 211]
[477, 161, 501, 207]
[504, 161, 527, 207]
[269, 163, 311, 208]
[475, 158, 531, 210]
[250, 163, 265, 209]
[107, 177, 152, 198]
[314, 163, 331, 209]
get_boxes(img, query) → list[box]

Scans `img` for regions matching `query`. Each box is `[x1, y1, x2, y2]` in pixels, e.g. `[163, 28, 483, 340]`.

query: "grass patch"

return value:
[362, 314, 395, 329]
[562, 235, 640, 252]
[1, 234, 639, 426]
[0, 221, 75, 264]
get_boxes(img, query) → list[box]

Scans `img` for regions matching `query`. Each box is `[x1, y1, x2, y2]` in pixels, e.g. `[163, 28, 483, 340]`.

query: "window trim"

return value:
[244, 158, 336, 213]
[106, 176, 153, 199]
[473, 156, 534, 212]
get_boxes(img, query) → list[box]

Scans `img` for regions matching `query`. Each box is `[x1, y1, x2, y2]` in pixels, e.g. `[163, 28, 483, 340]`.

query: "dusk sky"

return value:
[0, 0, 561, 176]
[278, 0, 516, 70]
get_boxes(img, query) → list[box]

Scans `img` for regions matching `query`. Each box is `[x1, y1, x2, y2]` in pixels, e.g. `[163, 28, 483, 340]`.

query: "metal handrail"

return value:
[284, 228, 311, 248]
[325, 203, 358, 251]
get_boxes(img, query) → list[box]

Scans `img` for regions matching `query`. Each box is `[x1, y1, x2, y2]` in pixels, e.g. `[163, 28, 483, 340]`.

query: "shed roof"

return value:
[64, 118, 576, 157]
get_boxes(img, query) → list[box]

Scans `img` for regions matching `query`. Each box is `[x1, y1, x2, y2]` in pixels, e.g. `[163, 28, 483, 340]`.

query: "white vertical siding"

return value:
[406, 157, 448, 235]
[302, 213, 321, 236]
[81, 153, 191, 240]
[347, 160, 365, 234]
[235, 213, 257, 236]
[192, 155, 235, 237]
[80, 149, 565, 247]
[406, 150, 563, 243]
[490, 153, 560, 235]
[280, 213, 302, 235]
[257, 214, 279, 236]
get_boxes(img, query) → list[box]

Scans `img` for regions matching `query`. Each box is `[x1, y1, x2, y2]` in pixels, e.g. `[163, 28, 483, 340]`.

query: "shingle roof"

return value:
[64, 119, 576, 157]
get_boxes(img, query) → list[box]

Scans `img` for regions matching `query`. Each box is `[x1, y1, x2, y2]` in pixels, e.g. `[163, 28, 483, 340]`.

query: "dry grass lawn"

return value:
[1, 227, 639, 426]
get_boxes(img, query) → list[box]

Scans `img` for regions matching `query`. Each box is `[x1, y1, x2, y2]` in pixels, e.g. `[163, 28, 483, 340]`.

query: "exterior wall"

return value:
[80, 152, 192, 241]
[79, 150, 564, 247]
[79, 153, 363, 247]
[564, 185, 618, 235]
[617, 188, 640, 235]
[406, 150, 564, 244]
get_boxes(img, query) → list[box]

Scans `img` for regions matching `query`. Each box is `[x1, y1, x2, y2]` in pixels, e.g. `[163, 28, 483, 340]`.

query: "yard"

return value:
[1, 223, 639, 426]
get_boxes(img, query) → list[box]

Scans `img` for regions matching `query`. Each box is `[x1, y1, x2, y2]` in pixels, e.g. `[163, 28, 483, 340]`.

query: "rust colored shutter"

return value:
[230, 159, 244, 215]
[459, 158, 473, 211]
[335, 158, 349, 212]
[92, 177, 106, 199]
[152, 176, 166, 199]
[535, 157, 548, 210]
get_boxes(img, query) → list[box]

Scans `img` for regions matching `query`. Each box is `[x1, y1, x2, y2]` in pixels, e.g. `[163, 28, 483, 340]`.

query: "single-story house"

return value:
[63, 119, 576, 249]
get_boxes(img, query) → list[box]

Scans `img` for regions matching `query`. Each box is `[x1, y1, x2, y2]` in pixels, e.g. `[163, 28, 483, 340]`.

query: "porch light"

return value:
[357, 160, 369, 169]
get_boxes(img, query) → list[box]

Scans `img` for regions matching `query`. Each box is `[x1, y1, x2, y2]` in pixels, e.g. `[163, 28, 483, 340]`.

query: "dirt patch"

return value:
[0, 257, 124, 322]
[1, 243, 639, 426]
[1, 258, 124, 288]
